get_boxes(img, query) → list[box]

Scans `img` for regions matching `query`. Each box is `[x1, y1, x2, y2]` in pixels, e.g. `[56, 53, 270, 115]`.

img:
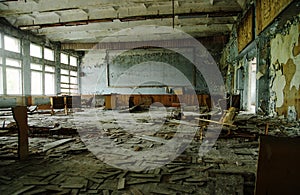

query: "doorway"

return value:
[247, 58, 257, 113]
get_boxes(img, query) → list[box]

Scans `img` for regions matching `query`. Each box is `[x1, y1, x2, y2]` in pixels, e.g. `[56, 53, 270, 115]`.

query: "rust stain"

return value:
[292, 33, 300, 57]
[277, 59, 300, 119]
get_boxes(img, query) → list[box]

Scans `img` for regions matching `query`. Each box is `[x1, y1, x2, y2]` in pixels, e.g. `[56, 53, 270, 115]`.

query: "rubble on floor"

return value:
[0, 107, 299, 194]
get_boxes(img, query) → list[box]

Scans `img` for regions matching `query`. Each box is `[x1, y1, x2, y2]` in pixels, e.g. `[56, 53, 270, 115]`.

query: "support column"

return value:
[55, 44, 61, 95]
[12, 106, 29, 160]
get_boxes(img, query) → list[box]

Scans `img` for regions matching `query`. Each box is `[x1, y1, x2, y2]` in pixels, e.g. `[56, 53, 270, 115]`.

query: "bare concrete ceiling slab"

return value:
[0, 0, 246, 51]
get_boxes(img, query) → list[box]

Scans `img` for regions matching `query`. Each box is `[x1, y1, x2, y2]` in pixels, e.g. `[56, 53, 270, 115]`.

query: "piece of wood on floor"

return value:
[11, 185, 35, 195]
[130, 187, 144, 195]
[117, 178, 126, 190]
[43, 138, 74, 152]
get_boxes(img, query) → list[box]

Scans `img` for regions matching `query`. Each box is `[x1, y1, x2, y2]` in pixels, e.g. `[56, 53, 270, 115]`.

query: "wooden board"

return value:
[256, 0, 293, 34]
[238, 7, 254, 52]
[255, 136, 300, 194]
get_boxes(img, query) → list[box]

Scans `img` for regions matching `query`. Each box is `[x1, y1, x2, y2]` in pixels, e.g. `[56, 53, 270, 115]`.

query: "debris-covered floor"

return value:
[0, 107, 299, 195]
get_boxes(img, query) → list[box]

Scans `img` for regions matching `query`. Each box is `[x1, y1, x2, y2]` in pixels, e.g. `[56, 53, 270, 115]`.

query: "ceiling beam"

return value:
[61, 35, 229, 50]
[0, 0, 241, 16]
[18, 10, 240, 30]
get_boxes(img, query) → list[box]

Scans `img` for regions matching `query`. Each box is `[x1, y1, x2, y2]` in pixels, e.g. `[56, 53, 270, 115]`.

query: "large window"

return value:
[30, 63, 43, 95]
[6, 58, 22, 95]
[0, 29, 80, 96]
[60, 53, 79, 95]
[4, 35, 20, 53]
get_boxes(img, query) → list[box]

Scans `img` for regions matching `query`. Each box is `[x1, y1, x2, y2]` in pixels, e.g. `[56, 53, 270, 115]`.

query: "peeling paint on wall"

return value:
[272, 72, 286, 108]
[270, 23, 300, 119]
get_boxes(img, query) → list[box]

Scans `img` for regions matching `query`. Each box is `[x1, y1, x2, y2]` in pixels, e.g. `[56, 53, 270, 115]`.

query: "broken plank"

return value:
[102, 190, 110, 195]
[23, 188, 48, 195]
[137, 135, 166, 144]
[168, 166, 186, 173]
[43, 138, 74, 152]
[168, 119, 199, 127]
[117, 178, 126, 190]
[23, 181, 49, 186]
[169, 174, 191, 182]
[60, 184, 84, 189]
[130, 173, 157, 178]
[130, 187, 144, 195]
[44, 185, 64, 192]
[11, 185, 36, 195]
[85, 177, 104, 184]
[0, 175, 12, 181]
[195, 118, 236, 127]
[165, 183, 194, 193]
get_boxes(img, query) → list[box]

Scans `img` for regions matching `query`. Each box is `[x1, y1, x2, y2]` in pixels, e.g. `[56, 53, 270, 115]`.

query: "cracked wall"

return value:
[270, 24, 300, 119]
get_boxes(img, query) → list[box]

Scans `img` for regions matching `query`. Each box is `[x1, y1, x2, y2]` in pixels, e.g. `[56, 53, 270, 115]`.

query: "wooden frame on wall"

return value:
[256, 0, 293, 35]
[237, 7, 254, 53]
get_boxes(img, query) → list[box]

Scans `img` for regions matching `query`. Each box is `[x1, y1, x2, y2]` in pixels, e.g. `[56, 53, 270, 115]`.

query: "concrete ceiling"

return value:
[0, 0, 246, 51]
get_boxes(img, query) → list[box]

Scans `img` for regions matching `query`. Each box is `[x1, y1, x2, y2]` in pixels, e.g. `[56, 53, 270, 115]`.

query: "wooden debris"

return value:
[196, 118, 236, 127]
[164, 183, 194, 193]
[130, 173, 157, 178]
[11, 185, 35, 195]
[117, 178, 126, 190]
[23, 181, 49, 186]
[23, 188, 48, 195]
[168, 166, 186, 173]
[99, 179, 118, 190]
[138, 135, 166, 144]
[130, 187, 144, 195]
[102, 190, 110, 195]
[43, 138, 74, 152]
[61, 184, 85, 189]
[169, 174, 191, 182]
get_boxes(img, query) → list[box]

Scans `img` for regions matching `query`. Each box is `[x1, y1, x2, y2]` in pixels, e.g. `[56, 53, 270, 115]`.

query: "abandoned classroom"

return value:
[0, 0, 300, 194]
